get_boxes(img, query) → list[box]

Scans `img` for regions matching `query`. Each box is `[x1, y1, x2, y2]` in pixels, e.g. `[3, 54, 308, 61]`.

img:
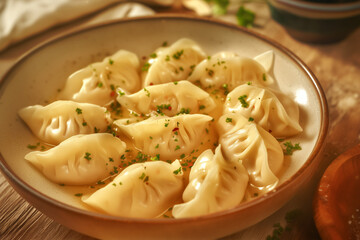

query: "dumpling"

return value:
[172, 145, 248, 218]
[58, 50, 141, 106]
[253, 50, 274, 72]
[217, 113, 283, 191]
[114, 114, 213, 160]
[224, 84, 302, 137]
[18, 100, 112, 145]
[25, 133, 126, 185]
[187, 53, 273, 91]
[82, 160, 184, 218]
[117, 81, 216, 116]
[142, 38, 206, 86]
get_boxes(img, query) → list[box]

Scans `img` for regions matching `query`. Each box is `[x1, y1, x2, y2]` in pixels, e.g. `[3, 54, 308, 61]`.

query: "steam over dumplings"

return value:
[187, 53, 273, 90]
[82, 160, 184, 218]
[58, 50, 141, 106]
[117, 81, 216, 116]
[217, 113, 284, 191]
[142, 38, 206, 86]
[172, 145, 248, 218]
[25, 133, 126, 185]
[224, 84, 303, 137]
[18, 100, 112, 145]
[114, 114, 212, 159]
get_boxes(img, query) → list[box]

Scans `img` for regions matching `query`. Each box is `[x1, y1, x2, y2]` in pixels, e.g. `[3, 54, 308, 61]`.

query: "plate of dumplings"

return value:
[0, 15, 328, 239]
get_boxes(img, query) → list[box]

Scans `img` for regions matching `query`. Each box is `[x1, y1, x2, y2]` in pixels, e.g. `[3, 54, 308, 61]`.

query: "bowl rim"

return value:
[0, 14, 329, 224]
[270, 0, 360, 12]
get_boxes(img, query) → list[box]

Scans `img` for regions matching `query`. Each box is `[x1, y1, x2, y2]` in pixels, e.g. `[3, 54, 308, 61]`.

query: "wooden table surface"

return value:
[1, 2, 359, 239]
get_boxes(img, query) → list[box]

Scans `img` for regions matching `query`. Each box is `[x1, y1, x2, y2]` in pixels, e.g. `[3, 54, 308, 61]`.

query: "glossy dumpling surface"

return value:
[58, 50, 141, 106]
[224, 84, 302, 137]
[114, 114, 212, 160]
[25, 133, 126, 185]
[117, 81, 216, 116]
[172, 145, 248, 218]
[142, 38, 206, 86]
[82, 160, 184, 218]
[187, 54, 272, 90]
[217, 113, 283, 192]
[18, 100, 112, 145]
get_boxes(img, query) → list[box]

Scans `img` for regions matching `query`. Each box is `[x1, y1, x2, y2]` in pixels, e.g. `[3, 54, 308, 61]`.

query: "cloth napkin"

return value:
[0, 0, 165, 52]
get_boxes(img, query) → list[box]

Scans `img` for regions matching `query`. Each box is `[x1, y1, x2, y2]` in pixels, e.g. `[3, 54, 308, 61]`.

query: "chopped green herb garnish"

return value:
[74, 193, 83, 197]
[156, 104, 172, 114]
[248, 117, 254, 122]
[283, 142, 302, 155]
[150, 53, 157, 58]
[84, 152, 92, 160]
[173, 166, 182, 175]
[151, 154, 160, 161]
[162, 41, 168, 47]
[236, 5, 255, 28]
[109, 58, 114, 65]
[206, 68, 214, 77]
[142, 62, 150, 71]
[238, 95, 249, 108]
[178, 108, 190, 115]
[144, 88, 150, 97]
[27, 144, 38, 149]
[139, 172, 146, 180]
[175, 145, 180, 151]
[82, 122, 87, 126]
[210, 0, 230, 15]
[97, 82, 103, 88]
[143, 175, 149, 183]
[75, 108, 82, 114]
[173, 49, 184, 60]
[222, 83, 229, 95]
[226, 117, 232, 123]
[263, 73, 267, 81]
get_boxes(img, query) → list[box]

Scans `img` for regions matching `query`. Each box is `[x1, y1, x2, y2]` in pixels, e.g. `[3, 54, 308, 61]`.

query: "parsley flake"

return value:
[75, 108, 82, 114]
[84, 152, 92, 160]
[173, 49, 184, 60]
[238, 95, 249, 108]
[173, 167, 182, 175]
[283, 142, 302, 155]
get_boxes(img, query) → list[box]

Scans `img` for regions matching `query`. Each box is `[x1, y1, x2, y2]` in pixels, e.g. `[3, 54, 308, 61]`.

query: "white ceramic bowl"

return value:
[0, 15, 328, 239]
